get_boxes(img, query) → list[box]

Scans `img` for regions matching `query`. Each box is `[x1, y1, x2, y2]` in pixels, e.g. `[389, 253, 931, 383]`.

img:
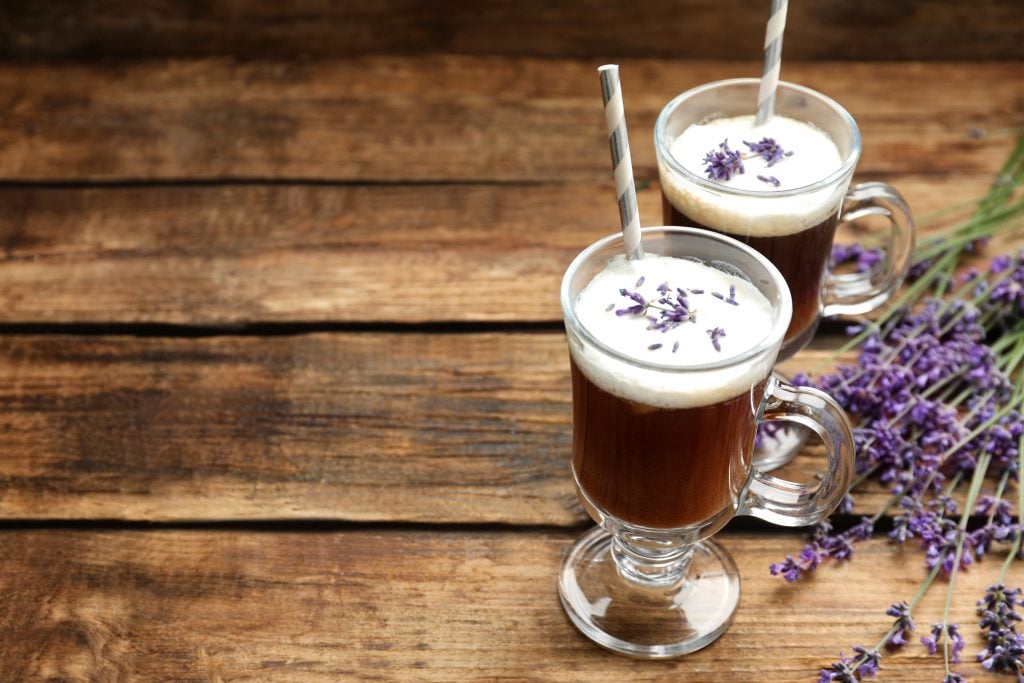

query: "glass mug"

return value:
[558, 227, 854, 658]
[654, 78, 915, 470]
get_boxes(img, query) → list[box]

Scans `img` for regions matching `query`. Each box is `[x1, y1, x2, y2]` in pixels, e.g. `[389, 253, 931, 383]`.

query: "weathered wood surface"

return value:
[1, 174, 1017, 324]
[1, 59, 1019, 182]
[0, 528, 1011, 681]
[2, 0, 1022, 61]
[1, 332, 994, 523]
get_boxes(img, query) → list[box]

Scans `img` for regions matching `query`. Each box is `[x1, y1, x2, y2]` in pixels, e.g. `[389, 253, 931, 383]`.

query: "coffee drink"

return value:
[659, 114, 847, 351]
[569, 253, 776, 529]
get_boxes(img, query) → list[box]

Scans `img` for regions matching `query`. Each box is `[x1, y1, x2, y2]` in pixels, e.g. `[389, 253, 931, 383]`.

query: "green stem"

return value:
[940, 450, 991, 674]
[999, 429, 1024, 584]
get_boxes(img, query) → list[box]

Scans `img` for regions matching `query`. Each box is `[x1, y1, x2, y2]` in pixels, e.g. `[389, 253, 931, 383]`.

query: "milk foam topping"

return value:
[661, 115, 847, 237]
[571, 253, 779, 409]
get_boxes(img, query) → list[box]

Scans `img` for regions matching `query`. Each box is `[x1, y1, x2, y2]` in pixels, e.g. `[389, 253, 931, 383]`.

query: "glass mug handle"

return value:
[822, 181, 916, 317]
[738, 376, 854, 527]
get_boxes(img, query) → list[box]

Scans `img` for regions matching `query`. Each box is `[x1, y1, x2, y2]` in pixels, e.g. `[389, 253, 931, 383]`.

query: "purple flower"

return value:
[706, 326, 726, 352]
[615, 288, 647, 316]
[743, 137, 793, 166]
[885, 602, 915, 647]
[818, 648, 880, 681]
[702, 139, 745, 181]
[921, 623, 965, 663]
[831, 243, 885, 274]
[757, 174, 781, 187]
[769, 555, 805, 583]
[976, 584, 1024, 674]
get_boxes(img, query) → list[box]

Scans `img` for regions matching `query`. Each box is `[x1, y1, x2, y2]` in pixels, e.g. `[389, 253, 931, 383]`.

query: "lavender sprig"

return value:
[701, 136, 794, 184]
[744, 137, 793, 166]
[702, 139, 745, 181]
[976, 584, 1024, 674]
[772, 133, 1024, 680]
[614, 278, 751, 353]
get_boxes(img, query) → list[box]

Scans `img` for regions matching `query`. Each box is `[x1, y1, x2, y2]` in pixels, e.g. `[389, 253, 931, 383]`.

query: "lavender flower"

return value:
[976, 584, 1024, 674]
[702, 139, 745, 181]
[706, 327, 726, 352]
[918, 623, 965, 663]
[615, 288, 647, 316]
[772, 135, 1024, 680]
[884, 602, 915, 647]
[744, 137, 793, 166]
[818, 647, 880, 682]
[831, 243, 885, 274]
[757, 174, 781, 187]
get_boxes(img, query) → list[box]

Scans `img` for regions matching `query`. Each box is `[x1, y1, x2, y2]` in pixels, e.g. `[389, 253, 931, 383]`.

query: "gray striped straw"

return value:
[755, 0, 788, 126]
[598, 64, 642, 260]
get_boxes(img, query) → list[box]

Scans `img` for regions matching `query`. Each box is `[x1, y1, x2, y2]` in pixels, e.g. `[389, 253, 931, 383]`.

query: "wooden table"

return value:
[1, 3, 1022, 681]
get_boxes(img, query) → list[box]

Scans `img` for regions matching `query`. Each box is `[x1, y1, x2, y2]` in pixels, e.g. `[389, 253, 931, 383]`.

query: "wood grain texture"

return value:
[0, 528, 1013, 681]
[0, 58, 1019, 182]
[1, 174, 1018, 324]
[1, 0, 1022, 61]
[1, 332, 994, 523]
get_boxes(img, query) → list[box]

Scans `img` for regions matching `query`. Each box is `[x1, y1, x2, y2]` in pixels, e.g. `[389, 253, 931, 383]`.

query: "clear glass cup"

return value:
[654, 78, 915, 470]
[558, 227, 855, 658]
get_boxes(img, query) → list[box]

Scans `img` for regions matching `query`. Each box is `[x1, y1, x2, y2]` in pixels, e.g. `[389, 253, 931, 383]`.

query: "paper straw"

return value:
[598, 64, 643, 260]
[755, 0, 788, 126]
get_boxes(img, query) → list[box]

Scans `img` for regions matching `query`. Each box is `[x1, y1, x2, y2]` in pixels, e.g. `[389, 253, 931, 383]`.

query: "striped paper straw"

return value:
[598, 64, 642, 260]
[755, 0, 788, 126]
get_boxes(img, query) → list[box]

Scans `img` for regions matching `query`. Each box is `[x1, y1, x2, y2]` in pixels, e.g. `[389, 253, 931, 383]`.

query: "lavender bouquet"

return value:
[771, 134, 1024, 681]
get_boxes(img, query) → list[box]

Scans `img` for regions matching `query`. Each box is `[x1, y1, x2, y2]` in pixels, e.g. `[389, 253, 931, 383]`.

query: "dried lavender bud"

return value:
[817, 647, 880, 682]
[831, 243, 884, 274]
[711, 291, 725, 301]
[743, 137, 793, 167]
[635, 276, 645, 287]
[689, 288, 704, 294]
[648, 343, 663, 351]
[975, 584, 1024, 674]
[884, 602, 915, 647]
[615, 288, 648, 316]
[725, 285, 739, 306]
[672, 341, 680, 353]
[706, 327, 726, 352]
[702, 139, 745, 181]
[757, 174, 781, 187]
[605, 303, 615, 312]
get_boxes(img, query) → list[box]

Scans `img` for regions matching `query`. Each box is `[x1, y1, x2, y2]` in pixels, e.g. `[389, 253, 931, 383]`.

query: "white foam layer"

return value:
[660, 114, 847, 237]
[571, 254, 778, 409]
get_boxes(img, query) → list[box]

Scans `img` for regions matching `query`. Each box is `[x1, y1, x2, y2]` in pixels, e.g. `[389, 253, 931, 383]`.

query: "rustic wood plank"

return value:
[0, 58, 1019, 182]
[1, 332, 1003, 523]
[2, 0, 1022, 61]
[0, 528, 1012, 681]
[1, 174, 1018, 324]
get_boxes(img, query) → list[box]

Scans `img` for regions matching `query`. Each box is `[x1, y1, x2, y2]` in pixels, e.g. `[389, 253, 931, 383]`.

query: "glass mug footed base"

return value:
[559, 526, 739, 659]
